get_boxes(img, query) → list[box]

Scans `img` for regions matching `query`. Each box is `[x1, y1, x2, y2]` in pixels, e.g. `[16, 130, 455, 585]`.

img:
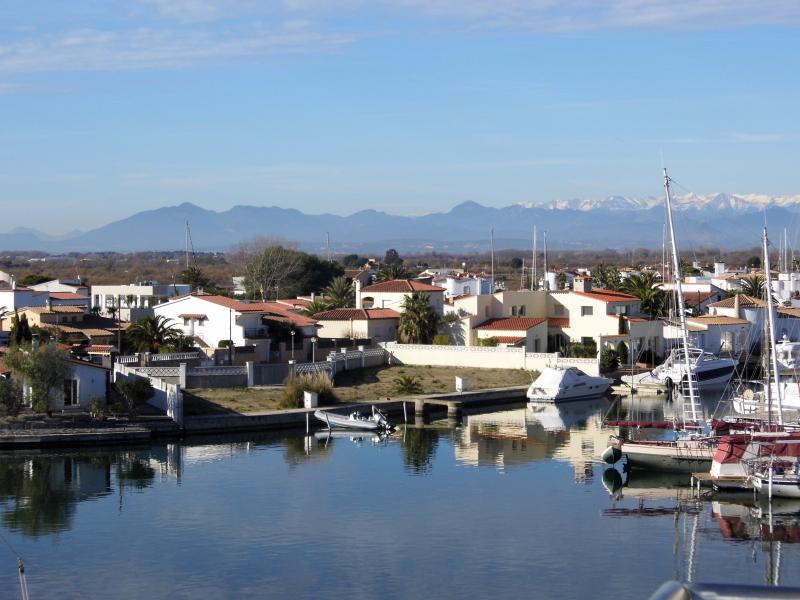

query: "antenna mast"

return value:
[326, 232, 331, 262]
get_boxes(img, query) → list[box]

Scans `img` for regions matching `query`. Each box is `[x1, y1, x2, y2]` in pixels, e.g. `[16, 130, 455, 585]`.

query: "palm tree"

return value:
[322, 276, 354, 309]
[740, 274, 765, 298]
[126, 315, 182, 353]
[376, 264, 410, 282]
[301, 298, 331, 317]
[398, 292, 440, 344]
[620, 271, 666, 317]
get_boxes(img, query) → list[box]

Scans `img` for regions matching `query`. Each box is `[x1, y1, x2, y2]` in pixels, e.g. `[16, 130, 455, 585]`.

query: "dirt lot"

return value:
[184, 365, 536, 416]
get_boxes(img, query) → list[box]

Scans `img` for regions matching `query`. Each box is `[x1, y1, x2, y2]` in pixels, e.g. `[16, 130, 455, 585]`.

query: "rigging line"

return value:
[0, 528, 22, 560]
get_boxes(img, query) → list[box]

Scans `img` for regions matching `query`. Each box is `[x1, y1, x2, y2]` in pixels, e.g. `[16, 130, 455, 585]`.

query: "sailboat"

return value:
[603, 168, 717, 472]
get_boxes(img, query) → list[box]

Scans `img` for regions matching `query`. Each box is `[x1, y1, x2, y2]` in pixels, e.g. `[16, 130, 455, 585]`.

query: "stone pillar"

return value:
[327, 355, 337, 377]
[414, 399, 426, 416]
[179, 363, 187, 388]
[358, 345, 365, 368]
[246, 361, 255, 387]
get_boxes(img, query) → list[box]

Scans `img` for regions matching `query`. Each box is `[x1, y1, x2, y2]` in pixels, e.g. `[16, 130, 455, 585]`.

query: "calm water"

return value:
[1, 396, 799, 599]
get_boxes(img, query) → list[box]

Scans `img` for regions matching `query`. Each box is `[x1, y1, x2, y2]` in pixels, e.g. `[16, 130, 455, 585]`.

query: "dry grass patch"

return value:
[185, 365, 536, 416]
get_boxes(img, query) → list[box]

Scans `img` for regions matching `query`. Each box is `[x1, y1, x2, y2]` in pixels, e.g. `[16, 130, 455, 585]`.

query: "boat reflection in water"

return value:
[452, 398, 610, 480]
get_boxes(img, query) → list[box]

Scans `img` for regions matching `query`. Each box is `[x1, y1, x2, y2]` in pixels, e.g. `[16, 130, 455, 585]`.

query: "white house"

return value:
[356, 279, 445, 314]
[62, 360, 109, 408]
[29, 278, 89, 296]
[91, 282, 192, 320]
[0, 285, 48, 311]
[153, 293, 318, 361]
[431, 273, 492, 299]
[314, 308, 400, 343]
[474, 317, 547, 351]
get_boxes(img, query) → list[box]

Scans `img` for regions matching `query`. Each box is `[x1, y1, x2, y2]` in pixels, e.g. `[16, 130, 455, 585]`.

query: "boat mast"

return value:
[490, 227, 496, 292]
[531, 225, 537, 291]
[763, 227, 784, 425]
[662, 168, 699, 422]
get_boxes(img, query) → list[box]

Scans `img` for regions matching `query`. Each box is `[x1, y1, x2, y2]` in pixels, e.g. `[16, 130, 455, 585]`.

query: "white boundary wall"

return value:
[113, 363, 184, 427]
[381, 342, 599, 376]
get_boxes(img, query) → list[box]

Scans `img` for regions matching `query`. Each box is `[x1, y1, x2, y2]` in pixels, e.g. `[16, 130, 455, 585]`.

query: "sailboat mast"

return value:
[521, 257, 526, 290]
[185, 221, 190, 269]
[490, 227, 495, 293]
[662, 168, 699, 421]
[763, 227, 784, 425]
[543, 230, 548, 289]
[531, 225, 537, 291]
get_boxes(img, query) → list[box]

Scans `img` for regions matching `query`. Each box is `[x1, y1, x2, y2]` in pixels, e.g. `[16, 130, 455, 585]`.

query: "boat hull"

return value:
[621, 441, 714, 473]
[526, 384, 612, 403]
[753, 475, 800, 499]
[313, 410, 382, 431]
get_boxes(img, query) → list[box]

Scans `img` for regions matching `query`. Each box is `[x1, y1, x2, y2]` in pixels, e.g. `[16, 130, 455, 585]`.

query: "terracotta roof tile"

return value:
[573, 290, 639, 302]
[687, 315, 750, 326]
[49, 292, 90, 301]
[178, 313, 207, 320]
[315, 308, 400, 321]
[708, 294, 767, 309]
[547, 317, 569, 328]
[475, 317, 546, 331]
[485, 336, 526, 345]
[361, 279, 444, 293]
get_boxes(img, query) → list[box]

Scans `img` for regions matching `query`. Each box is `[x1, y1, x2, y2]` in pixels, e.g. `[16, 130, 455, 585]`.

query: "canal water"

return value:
[1, 395, 799, 599]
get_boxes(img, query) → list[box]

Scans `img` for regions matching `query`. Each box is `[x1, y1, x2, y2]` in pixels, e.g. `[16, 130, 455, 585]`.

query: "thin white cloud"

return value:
[137, 0, 258, 22]
[0, 23, 353, 74]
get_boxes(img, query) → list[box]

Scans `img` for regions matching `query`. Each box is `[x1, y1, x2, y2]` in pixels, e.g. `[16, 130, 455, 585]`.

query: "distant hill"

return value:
[2, 194, 799, 253]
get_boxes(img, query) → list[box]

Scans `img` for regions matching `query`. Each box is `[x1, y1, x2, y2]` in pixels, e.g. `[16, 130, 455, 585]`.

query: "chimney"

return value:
[46, 297, 53, 311]
[733, 292, 740, 319]
[574, 276, 592, 293]
[714, 262, 725, 276]
[10, 275, 15, 290]
[355, 279, 362, 308]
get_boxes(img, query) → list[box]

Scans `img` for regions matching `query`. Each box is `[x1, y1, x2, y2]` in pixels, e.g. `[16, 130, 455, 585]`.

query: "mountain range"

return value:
[3, 193, 800, 254]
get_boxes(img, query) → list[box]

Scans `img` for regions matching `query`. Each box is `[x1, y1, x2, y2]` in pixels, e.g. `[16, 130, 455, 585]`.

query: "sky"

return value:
[1, 1, 799, 234]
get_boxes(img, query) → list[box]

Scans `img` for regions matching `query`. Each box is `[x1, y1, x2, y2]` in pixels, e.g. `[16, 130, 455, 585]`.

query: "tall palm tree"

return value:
[398, 292, 440, 344]
[739, 274, 765, 298]
[620, 271, 666, 317]
[322, 276, 355, 309]
[376, 264, 410, 282]
[126, 315, 182, 353]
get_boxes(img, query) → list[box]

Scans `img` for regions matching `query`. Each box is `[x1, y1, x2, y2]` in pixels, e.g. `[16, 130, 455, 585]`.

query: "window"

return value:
[614, 305, 628, 315]
[63, 379, 78, 406]
[463, 285, 470, 295]
[553, 305, 565, 316]
[519, 305, 526, 316]
[581, 306, 593, 317]
[362, 296, 374, 308]
[534, 338, 540, 352]
[183, 318, 190, 326]
[511, 306, 518, 316]
[581, 337, 593, 346]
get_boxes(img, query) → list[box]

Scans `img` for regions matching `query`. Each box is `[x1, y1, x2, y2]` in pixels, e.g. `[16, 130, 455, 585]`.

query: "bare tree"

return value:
[233, 237, 302, 301]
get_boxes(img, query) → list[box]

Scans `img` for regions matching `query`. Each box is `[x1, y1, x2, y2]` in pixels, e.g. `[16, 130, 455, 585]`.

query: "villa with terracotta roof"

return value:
[356, 279, 445, 314]
[314, 308, 400, 342]
[474, 317, 547, 350]
[153, 293, 319, 361]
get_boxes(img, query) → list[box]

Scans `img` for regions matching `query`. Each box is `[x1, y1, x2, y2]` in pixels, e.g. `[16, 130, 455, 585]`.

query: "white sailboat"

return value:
[604, 168, 717, 472]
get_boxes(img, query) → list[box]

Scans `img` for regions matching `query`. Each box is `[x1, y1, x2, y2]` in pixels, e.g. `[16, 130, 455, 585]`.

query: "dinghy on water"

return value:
[314, 406, 394, 432]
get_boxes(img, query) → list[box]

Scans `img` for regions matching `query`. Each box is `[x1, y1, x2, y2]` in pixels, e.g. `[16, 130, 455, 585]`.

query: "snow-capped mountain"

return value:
[519, 193, 800, 212]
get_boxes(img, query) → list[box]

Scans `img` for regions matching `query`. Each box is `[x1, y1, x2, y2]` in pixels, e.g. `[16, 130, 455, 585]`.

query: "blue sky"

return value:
[1, 1, 799, 233]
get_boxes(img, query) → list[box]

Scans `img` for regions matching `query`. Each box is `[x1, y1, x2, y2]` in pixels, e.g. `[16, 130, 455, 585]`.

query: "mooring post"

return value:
[414, 399, 425, 416]
[306, 412, 309, 434]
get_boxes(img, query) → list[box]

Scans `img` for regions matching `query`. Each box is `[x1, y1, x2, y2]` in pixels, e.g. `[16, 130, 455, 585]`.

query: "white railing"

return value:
[151, 352, 202, 362]
[118, 355, 138, 364]
[188, 366, 247, 376]
[381, 342, 526, 354]
[294, 361, 334, 376]
[133, 366, 181, 378]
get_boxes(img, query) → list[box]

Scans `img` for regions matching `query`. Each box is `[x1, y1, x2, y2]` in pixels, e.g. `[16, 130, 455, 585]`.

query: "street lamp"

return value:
[290, 330, 295, 361]
[311, 336, 318, 363]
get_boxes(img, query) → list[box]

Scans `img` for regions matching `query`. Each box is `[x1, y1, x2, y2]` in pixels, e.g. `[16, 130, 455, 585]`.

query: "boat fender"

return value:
[602, 445, 622, 464]
[601, 468, 623, 495]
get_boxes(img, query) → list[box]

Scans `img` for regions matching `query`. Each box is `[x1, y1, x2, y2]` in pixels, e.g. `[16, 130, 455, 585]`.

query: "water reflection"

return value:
[400, 427, 440, 475]
[453, 398, 610, 481]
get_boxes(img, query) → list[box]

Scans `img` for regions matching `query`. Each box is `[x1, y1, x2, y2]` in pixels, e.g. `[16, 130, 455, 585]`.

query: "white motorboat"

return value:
[776, 334, 800, 372]
[526, 367, 613, 403]
[314, 406, 393, 431]
[621, 347, 735, 391]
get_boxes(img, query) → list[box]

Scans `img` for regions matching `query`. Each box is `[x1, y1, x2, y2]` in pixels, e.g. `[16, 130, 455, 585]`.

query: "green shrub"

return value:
[281, 371, 335, 409]
[115, 376, 154, 417]
[88, 397, 109, 419]
[600, 349, 619, 372]
[617, 342, 629, 365]
[479, 337, 499, 347]
[432, 334, 451, 346]
[0, 378, 23, 417]
[565, 341, 597, 358]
